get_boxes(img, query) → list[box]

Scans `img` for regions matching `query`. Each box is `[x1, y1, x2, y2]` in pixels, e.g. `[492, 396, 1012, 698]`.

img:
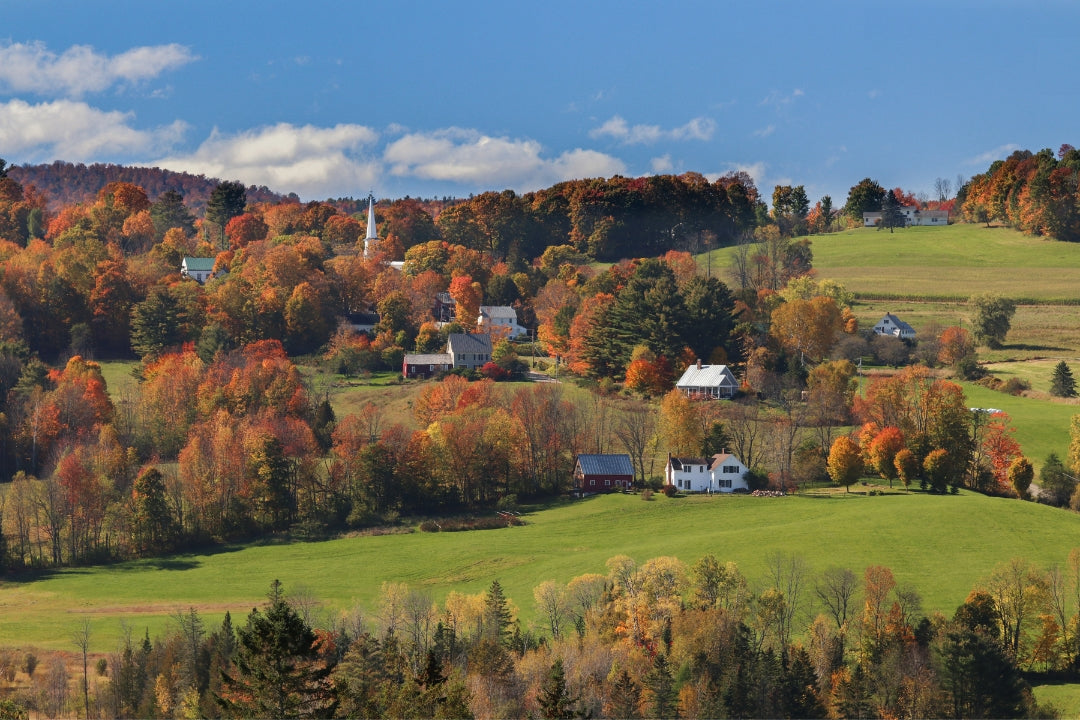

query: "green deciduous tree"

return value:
[969, 294, 1016, 349]
[843, 178, 885, 225]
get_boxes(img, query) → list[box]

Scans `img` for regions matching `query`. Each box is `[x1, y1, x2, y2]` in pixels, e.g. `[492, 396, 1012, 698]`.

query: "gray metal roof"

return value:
[878, 313, 915, 334]
[404, 353, 453, 365]
[576, 454, 634, 477]
[675, 364, 736, 388]
[447, 333, 493, 354]
[479, 305, 518, 320]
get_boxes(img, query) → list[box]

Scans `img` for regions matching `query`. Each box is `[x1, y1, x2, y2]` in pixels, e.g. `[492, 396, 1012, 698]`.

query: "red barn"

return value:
[574, 454, 634, 493]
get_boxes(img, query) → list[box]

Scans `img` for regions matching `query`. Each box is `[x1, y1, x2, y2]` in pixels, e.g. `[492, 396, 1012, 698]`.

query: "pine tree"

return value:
[537, 658, 578, 719]
[205, 180, 247, 249]
[1050, 360, 1077, 397]
[484, 579, 513, 646]
[606, 669, 642, 719]
[879, 189, 905, 232]
[644, 652, 677, 719]
[217, 580, 336, 718]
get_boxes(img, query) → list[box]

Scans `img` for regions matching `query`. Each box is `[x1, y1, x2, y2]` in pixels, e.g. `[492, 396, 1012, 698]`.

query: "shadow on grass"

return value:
[1, 542, 248, 583]
[1002, 343, 1071, 352]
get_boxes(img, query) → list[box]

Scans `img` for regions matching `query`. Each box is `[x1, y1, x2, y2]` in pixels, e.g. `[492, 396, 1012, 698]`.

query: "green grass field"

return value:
[4, 490, 1080, 653]
[706, 224, 1080, 299]
[1032, 682, 1080, 717]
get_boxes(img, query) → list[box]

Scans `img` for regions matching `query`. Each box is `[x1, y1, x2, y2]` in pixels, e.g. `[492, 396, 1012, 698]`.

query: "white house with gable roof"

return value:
[665, 453, 749, 493]
[675, 361, 739, 399]
[873, 313, 916, 340]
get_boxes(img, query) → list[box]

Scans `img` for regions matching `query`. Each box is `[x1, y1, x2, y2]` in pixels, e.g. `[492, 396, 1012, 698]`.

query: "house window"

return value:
[590, 479, 595, 487]
[605, 479, 610, 486]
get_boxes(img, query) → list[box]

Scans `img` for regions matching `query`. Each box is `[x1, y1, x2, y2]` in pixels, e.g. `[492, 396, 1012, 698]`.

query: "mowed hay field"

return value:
[708, 224, 1080, 356]
[3, 491, 1080, 653]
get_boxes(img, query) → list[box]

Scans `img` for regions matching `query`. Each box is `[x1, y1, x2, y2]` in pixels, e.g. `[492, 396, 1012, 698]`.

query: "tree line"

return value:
[5, 550, 1075, 718]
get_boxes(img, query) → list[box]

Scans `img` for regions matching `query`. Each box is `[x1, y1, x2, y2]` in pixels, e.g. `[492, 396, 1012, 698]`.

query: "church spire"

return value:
[364, 192, 378, 258]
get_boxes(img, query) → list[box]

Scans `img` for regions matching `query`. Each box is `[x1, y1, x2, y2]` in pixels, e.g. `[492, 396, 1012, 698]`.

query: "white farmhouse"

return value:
[675, 361, 739, 399]
[873, 312, 916, 340]
[181, 257, 216, 284]
[477, 306, 528, 339]
[665, 452, 749, 493]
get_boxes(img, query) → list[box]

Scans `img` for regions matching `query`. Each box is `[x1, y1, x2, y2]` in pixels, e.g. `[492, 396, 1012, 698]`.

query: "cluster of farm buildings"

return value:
[179, 197, 924, 496]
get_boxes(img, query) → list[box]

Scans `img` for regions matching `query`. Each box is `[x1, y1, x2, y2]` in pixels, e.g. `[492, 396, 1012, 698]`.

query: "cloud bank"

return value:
[0, 41, 197, 96]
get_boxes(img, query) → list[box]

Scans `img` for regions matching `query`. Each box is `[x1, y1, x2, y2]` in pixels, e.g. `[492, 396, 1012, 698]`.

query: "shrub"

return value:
[641, 489, 654, 501]
[662, 484, 678, 497]
[22, 653, 36, 678]
[96, 658, 108, 676]
[1001, 377, 1030, 396]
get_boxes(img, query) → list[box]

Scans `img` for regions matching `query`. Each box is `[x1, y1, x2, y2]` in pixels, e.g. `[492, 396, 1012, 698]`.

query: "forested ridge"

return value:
[1, 148, 1080, 716]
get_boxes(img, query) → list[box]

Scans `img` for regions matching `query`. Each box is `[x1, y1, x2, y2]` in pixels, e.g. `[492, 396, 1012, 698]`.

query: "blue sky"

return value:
[2, 1, 1077, 205]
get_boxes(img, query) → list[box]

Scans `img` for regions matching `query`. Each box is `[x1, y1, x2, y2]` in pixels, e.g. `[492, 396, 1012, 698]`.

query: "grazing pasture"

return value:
[3, 490, 1080, 653]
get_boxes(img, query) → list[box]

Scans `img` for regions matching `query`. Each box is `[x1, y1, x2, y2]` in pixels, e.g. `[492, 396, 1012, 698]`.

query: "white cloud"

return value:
[153, 123, 381, 199]
[589, 115, 716, 145]
[753, 125, 776, 138]
[384, 127, 625, 191]
[651, 154, 674, 173]
[0, 98, 187, 160]
[0, 41, 196, 96]
[966, 143, 1021, 166]
[760, 89, 805, 107]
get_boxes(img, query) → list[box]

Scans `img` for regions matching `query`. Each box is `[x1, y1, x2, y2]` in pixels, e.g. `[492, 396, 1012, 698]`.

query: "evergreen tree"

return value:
[217, 580, 336, 718]
[484, 579, 514, 646]
[879, 189, 905, 232]
[1050, 360, 1077, 397]
[681, 275, 736, 363]
[130, 287, 181, 359]
[606, 669, 641, 719]
[1038, 452, 1076, 507]
[130, 467, 175, 554]
[606, 260, 688, 373]
[643, 652, 677, 719]
[149, 189, 196, 241]
[248, 437, 294, 530]
[205, 180, 247, 249]
[537, 658, 578, 719]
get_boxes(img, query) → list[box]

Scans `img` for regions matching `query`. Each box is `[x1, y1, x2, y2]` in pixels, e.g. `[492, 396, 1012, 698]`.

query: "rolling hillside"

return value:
[3, 490, 1079, 652]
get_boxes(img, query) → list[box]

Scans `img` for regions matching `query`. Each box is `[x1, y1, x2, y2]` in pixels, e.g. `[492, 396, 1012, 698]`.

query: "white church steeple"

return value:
[364, 192, 378, 258]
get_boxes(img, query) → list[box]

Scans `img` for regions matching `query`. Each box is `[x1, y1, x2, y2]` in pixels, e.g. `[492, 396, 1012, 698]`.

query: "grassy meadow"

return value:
[14, 221, 1080, 664]
[3, 490, 1080, 653]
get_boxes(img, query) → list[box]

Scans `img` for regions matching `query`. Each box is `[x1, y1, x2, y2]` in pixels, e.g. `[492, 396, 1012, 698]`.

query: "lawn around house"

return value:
[4, 490, 1080, 653]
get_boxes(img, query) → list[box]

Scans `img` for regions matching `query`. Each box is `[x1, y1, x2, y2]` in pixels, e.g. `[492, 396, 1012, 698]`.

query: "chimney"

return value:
[696, 358, 702, 369]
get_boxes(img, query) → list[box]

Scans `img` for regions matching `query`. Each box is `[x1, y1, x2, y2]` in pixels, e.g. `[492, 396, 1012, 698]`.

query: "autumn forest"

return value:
[1, 145, 1080, 718]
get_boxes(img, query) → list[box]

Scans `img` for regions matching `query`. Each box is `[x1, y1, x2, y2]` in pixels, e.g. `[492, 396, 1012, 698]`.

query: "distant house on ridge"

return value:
[863, 208, 949, 227]
[180, 257, 216, 284]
